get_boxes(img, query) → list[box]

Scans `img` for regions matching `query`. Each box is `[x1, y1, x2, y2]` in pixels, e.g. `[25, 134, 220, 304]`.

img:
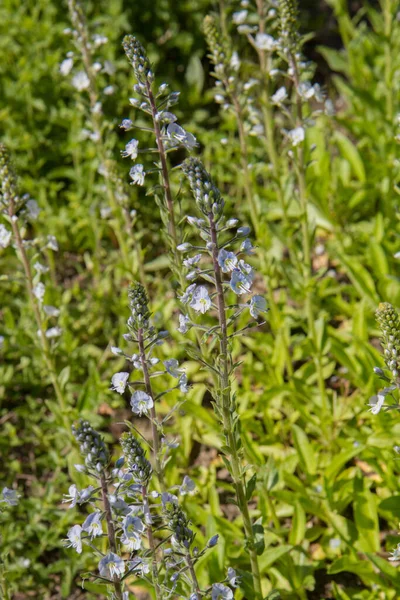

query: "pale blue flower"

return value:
[389, 543, 400, 561]
[177, 243, 192, 252]
[1, 487, 20, 506]
[177, 314, 190, 334]
[130, 391, 153, 415]
[164, 359, 182, 378]
[98, 552, 125, 579]
[183, 254, 201, 268]
[129, 557, 150, 575]
[45, 326, 62, 338]
[121, 139, 139, 159]
[227, 567, 239, 587]
[111, 372, 130, 394]
[179, 284, 196, 304]
[129, 164, 145, 185]
[190, 286, 211, 313]
[33, 282, 45, 303]
[212, 583, 233, 599]
[82, 511, 103, 538]
[179, 373, 189, 393]
[123, 515, 144, 537]
[120, 119, 133, 130]
[63, 484, 94, 508]
[121, 531, 141, 551]
[249, 295, 267, 318]
[66, 525, 83, 554]
[218, 249, 238, 273]
[179, 475, 195, 496]
[0, 224, 12, 248]
[72, 71, 90, 91]
[230, 262, 254, 295]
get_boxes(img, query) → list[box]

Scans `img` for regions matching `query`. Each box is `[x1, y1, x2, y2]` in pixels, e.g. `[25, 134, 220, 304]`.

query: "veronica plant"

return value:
[370, 302, 400, 415]
[179, 157, 268, 598]
[0, 485, 20, 600]
[110, 281, 189, 489]
[66, 400, 234, 597]
[63, 0, 145, 281]
[0, 144, 69, 428]
[122, 35, 198, 282]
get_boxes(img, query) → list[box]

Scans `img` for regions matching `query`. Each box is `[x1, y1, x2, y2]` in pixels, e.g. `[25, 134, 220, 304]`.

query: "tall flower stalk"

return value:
[64, 0, 145, 282]
[180, 158, 267, 598]
[0, 144, 69, 429]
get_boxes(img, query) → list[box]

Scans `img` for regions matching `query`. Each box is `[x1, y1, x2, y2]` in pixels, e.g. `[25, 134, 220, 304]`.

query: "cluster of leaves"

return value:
[1, 1, 400, 599]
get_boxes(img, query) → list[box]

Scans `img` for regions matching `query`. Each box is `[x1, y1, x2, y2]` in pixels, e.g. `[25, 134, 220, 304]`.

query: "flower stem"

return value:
[208, 211, 262, 598]
[137, 327, 165, 490]
[9, 206, 70, 430]
[185, 550, 202, 599]
[142, 484, 162, 599]
[100, 473, 123, 600]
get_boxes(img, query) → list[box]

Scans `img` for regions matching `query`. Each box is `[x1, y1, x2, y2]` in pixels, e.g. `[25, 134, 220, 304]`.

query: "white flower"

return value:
[288, 127, 305, 147]
[92, 34, 108, 47]
[271, 86, 288, 105]
[72, 71, 90, 92]
[179, 373, 189, 393]
[82, 511, 103, 538]
[129, 164, 145, 186]
[44, 305, 60, 317]
[177, 314, 190, 334]
[0, 224, 12, 248]
[368, 387, 394, 414]
[1, 487, 20, 506]
[103, 85, 114, 95]
[0, 336, 4, 350]
[34, 262, 49, 274]
[130, 391, 153, 416]
[33, 283, 45, 303]
[179, 284, 197, 304]
[230, 263, 254, 295]
[129, 557, 150, 576]
[255, 33, 276, 51]
[249, 295, 267, 318]
[389, 543, 400, 561]
[47, 235, 58, 251]
[121, 139, 139, 159]
[166, 123, 197, 150]
[59, 58, 73, 76]
[121, 531, 141, 551]
[111, 372, 130, 394]
[111, 346, 123, 356]
[98, 552, 125, 579]
[66, 525, 83, 554]
[230, 51, 240, 71]
[218, 249, 238, 273]
[164, 359, 183, 378]
[120, 119, 133, 130]
[183, 254, 201, 268]
[232, 10, 248, 24]
[227, 567, 239, 587]
[25, 199, 40, 221]
[179, 475, 195, 496]
[45, 327, 62, 338]
[212, 583, 233, 600]
[190, 286, 211, 314]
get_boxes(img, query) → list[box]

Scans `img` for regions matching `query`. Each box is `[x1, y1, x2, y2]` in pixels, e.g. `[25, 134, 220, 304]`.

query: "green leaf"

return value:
[353, 476, 380, 552]
[334, 131, 366, 183]
[289, 501, 306, 546]
[291, 424, 317, 475]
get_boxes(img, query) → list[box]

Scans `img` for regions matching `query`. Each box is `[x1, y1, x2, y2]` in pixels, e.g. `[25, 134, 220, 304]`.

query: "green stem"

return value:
[137, 327, 165, 490]
[185, 550, 202, 599]
[142, 484, 162, 599]
[9, 207, 70, 431]
[100, 473, 123, 600]
[208, 211, 262, 598]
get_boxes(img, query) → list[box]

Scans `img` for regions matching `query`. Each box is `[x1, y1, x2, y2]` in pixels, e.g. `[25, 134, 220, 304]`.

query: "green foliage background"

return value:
[1, 0, 400, 598]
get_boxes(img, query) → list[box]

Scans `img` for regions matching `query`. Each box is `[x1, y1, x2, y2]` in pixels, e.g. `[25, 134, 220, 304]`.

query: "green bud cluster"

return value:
[128, 281, 150, 327]
[376, 302, 400, 377]
[203, 15, 232, 81]
[120, 432, 152, 484]
[278, 0, 300, 54]
[164, 501, 194, 548]
[182, 158, 224, 217]
[72, 419, 109, 472]
[123, 35, 152, 85]
[0, 144, 18, 209]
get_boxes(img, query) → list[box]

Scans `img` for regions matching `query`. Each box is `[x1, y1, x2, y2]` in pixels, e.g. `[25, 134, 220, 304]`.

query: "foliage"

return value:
[1, 0, 400, 599]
